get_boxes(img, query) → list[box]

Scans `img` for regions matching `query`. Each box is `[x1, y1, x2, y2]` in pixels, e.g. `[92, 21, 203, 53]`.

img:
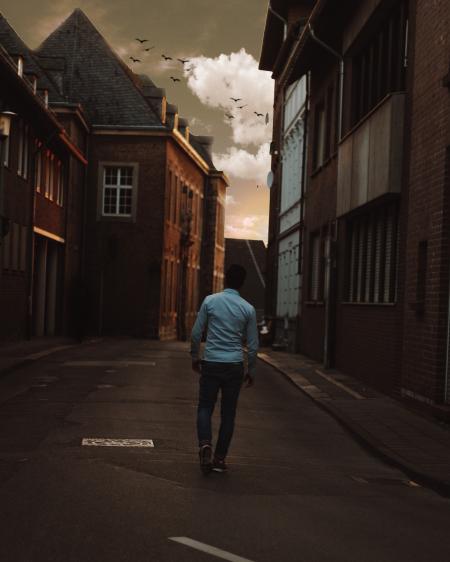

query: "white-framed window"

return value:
[277, 232, 300, 318]
[102, 166, 134, 216]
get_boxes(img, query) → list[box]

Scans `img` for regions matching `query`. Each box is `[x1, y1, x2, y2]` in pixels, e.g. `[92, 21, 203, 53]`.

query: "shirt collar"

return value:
[224, 288, 240, 296]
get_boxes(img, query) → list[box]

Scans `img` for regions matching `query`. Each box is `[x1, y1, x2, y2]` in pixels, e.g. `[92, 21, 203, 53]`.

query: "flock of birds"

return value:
[129, 38, 270, 125]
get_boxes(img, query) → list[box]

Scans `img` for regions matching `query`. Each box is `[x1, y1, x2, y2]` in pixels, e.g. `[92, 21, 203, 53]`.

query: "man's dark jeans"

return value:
[197, 361, 244, 459]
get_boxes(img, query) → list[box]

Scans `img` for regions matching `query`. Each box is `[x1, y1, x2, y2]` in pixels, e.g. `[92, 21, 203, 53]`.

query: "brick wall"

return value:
[401, 0, 450, 402]
[85, 134, 166, 337]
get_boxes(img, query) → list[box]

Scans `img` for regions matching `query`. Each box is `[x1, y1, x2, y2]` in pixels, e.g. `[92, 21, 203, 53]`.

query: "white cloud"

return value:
[213, 143, 271, 184]
[184, 48, 274, 146]
[225, 214, 268, 243]
[225, 195, 237, 206]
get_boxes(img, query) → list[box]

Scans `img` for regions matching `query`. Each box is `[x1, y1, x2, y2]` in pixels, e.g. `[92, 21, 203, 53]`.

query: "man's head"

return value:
[225, 264, 247, 290]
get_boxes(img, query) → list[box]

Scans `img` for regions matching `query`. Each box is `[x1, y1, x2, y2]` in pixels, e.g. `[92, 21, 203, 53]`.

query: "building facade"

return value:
[0, 9, 227, 342]
[0, 24, 87, 340]
[261, 0, 450, 414]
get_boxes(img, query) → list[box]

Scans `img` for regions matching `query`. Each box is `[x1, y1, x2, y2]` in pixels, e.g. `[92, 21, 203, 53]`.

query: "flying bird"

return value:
[254, 111, 264, 117]
[129, 56, 141, 63]
[161, 54, 173, 61]
[170, 76, 181, 82]
[144, 46, 155, 51]
[230, 97, 242, 102]
[225, 113, 235, 119]
[178, 58, 190, 64]
[185, 66, 194, 71]
[265, 112, 270, 124]
[238, 104, 247, 109]
[135, 38, 148, 43]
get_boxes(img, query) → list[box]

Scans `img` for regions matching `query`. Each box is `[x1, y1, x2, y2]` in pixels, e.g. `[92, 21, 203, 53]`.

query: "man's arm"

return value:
[190, 298, 208, 371]
[245, 307, 259, 384]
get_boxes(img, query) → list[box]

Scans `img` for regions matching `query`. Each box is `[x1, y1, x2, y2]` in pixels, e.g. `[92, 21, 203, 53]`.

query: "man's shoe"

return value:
[199, 444, 212, 474]
[212, 457, 228, 473]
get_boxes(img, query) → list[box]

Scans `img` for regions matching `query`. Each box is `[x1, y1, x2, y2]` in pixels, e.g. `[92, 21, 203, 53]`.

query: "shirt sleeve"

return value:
[190, 298, 208, 360]
[246, 307, 259, 374]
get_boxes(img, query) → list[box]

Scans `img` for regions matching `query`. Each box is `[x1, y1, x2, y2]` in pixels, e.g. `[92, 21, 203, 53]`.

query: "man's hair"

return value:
[225, 264, 247, 290]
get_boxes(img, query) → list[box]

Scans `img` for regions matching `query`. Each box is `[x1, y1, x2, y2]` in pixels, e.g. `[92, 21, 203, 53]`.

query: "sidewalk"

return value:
[258, 350, 450, 497]
[0, 337, 83, 376]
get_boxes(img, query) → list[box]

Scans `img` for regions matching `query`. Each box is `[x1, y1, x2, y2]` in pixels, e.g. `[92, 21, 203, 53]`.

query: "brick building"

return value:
[0, 17, 87, 340]
[0, 9, 227, 342]
[260, 0, 450, 412]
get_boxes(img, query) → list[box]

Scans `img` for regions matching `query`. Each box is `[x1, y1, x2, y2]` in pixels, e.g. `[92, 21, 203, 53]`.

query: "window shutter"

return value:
[373, 216, 384, 303]
[365, 218, 374, 302]
[383, 208, 394, 302]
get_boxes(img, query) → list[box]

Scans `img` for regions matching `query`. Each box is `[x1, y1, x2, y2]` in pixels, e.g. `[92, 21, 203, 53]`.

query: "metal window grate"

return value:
[347, 203, 399, 303]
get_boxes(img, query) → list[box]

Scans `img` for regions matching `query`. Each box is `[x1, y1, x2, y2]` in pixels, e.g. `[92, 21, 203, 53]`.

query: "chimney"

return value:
[142, 85, 167, 124]
[166, 103, 178, 130]
[195, 135, 213, 158]
[178, 117, 189, 142]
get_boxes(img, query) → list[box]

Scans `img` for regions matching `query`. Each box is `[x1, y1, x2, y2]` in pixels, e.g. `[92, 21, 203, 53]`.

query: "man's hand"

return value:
[192, 359, 202, 374]
[244, 373, 254, 388]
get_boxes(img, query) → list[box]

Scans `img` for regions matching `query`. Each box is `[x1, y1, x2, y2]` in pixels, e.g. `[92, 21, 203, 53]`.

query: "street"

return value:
[0, 339, 449, 562]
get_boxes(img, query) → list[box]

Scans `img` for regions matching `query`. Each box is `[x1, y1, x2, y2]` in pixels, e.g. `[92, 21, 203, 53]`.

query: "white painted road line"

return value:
[82, 438, 154, 447]
[64, 361, 156, 367]
[169, 537, 255, 562]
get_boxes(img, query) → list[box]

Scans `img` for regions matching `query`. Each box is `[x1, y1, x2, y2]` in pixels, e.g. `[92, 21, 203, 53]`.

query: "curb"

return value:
[258, 353, 450, 498]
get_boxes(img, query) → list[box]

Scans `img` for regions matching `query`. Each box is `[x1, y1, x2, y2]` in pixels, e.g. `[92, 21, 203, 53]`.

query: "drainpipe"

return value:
[268, 4, 288, 41]
[307, 23, 344, 142]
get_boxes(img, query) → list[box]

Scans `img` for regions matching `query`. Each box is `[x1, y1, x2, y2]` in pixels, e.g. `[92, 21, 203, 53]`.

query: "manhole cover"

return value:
[82, 438, 154, 447]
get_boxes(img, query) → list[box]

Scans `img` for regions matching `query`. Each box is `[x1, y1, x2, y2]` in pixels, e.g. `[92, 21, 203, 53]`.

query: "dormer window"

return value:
[17, 56, 24, 77]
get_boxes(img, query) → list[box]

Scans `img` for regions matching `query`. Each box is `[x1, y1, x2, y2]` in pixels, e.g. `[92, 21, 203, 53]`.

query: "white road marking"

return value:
[82, 438, 154, 447]
[64, 361, 156, 367]
[169, 537, 255, 562]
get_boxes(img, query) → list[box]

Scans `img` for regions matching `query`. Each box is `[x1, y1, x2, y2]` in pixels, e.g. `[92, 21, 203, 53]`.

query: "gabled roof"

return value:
[35, 9, 162, 127]
[0, 13, 63, 102]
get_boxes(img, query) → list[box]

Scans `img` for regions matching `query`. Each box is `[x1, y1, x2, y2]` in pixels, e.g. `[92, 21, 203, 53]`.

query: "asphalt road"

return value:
[0, 339, 449, 562]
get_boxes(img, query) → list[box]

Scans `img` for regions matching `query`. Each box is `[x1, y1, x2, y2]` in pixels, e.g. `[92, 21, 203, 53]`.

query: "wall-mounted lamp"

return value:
[0, 111, 16, 138]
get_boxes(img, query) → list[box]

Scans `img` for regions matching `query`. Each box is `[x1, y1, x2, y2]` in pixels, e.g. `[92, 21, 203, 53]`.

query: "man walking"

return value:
[190, 264, 259, 474]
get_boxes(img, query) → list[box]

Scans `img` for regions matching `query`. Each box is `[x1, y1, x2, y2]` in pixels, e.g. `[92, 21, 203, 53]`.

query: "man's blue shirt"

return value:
[190, 289, 259, 373]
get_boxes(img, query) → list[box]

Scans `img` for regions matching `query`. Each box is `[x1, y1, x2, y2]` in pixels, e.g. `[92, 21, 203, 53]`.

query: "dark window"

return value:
[416, 240, 428, 305]
[325, 85, 334, 158]
[351, 1, 408, 126]
[346, 203, 399, 303]
[309, 231, 323, 301]
[313, 104, 326, 169]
